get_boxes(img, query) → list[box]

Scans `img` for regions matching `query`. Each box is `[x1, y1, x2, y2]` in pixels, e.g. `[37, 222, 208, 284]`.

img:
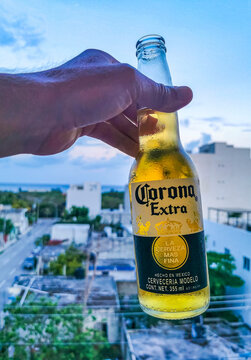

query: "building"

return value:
[90, 234, 135, 261]
[38, 243, 67, 274]
[51, 223, 90, 245]
[89, 258, 136, 281]
[66, 182, 101, 217]
[101, 204, 131, 225]
[190, 142, 251, 219]
[0, 205, 28, 234]
[100, 185, 131, 225]
[205, 219, 251, 326]
[124, 319, 251, 360]
[12, 274, 120, 344]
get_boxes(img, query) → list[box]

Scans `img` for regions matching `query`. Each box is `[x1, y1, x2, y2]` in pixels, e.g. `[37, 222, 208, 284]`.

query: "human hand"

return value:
[0, 49, 192, 158]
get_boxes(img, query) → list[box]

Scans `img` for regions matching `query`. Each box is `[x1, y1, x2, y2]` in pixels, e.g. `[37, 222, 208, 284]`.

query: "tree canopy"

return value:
[207, 251, 244, 296]
[49, 245, 86, 277]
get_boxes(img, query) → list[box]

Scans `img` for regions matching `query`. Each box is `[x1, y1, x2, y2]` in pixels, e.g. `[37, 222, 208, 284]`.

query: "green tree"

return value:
[0, 218, 15, 243]
[90, 215, 104, 231]
[102, 191, 124, 209]
[0, 189, 66, 219]
[61, 206, 89, 223]
[207, 251, 244, 296]
[49, 245, 86, 277]
[35, 234, 50, 247]
[26, 211, 35, 225]
[60, 207, 102, 230]
[0, 299, 117, 360]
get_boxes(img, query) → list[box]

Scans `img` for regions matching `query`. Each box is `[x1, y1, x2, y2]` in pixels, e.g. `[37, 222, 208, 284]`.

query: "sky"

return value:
[0, 0, 250, 185]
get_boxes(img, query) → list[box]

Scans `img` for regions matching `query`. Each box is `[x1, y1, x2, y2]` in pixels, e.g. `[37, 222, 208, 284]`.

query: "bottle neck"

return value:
[137, 44, 181, 151]
[138, 109, 181, 152]
[137, 47, 173, 86]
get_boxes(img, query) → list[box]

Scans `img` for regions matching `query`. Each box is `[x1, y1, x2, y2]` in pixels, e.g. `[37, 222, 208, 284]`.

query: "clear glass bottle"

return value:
[129, 35, 210, 319]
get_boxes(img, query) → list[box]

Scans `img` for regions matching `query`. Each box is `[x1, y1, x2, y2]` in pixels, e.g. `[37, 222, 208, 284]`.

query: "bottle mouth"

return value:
[136, 34, 166, 57]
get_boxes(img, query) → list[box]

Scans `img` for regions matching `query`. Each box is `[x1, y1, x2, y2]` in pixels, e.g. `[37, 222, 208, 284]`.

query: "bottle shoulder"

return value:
[129, 147, 199, 184]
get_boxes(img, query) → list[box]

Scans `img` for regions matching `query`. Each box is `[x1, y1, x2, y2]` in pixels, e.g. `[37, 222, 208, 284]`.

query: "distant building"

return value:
[101, 204, 131, 225]
[93, 235, 135, 261]
[66, 182, 101, 217]
[0, 205, 28, 234]
[190, 142, 251, 219]
[51, 223, 90, 245]
[205, 220, 251, 327]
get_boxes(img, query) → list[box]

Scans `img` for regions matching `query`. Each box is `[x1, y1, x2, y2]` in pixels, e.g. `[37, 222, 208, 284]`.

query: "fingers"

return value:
[134, 71, 193, 113]
[123, 103, 137, 124]
[81, 121, 139, 158]
[108, 113, 139, 143]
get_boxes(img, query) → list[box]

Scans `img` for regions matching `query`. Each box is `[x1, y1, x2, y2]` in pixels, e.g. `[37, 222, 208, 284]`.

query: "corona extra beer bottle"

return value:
[129, 35, 210, 319]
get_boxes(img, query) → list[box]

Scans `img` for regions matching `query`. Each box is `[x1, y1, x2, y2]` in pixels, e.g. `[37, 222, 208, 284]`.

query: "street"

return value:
[0, 218, 55, 310]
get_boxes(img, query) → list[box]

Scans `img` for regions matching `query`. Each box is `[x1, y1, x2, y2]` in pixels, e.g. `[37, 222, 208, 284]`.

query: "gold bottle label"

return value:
[131, 177, 203, 237]
[131, 178, 208, 294]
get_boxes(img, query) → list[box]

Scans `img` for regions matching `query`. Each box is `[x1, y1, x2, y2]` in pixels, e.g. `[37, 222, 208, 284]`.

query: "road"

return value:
[0, 218, 55, 310]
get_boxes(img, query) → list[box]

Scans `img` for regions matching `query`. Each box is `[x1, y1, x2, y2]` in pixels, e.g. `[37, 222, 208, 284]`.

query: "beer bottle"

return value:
[129, 35, 210, 319]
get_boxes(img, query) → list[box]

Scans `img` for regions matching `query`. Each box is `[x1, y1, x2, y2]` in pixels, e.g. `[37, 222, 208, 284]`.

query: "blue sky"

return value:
[0, 0, 250, 185]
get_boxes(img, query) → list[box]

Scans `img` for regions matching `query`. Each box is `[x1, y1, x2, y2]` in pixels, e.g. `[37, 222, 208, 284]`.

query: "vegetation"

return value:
[102, 191, 124, 209]
[35, 234, 50, 247]
[49, 245, 86, 278]
[207, 251, 244, 296]
[0, 218, 15, 242]
[62, 206, 90, 223]
[60, 206, 104, 231]
[0, 298, 120, 360]
[0, 189, 65, 218]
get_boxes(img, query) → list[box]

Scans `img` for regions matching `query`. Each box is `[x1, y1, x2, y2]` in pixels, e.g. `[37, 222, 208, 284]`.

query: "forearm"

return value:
[0, 73, 53, 157]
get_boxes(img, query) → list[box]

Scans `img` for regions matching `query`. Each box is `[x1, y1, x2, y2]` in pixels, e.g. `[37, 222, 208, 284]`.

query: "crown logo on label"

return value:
[155, 218, 182, 235]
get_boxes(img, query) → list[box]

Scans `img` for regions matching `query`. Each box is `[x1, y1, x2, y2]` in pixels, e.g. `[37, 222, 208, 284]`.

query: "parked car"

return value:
[23, 257, 36, 270]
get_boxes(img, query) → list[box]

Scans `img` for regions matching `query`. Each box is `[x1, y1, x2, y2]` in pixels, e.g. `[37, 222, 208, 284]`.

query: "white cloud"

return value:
[69, 144, 121, 161]
[85, 139, 102, 145]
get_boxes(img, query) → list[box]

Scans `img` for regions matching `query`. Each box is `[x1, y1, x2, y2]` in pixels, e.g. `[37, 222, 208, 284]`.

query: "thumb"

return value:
[135, 71, 193, 112]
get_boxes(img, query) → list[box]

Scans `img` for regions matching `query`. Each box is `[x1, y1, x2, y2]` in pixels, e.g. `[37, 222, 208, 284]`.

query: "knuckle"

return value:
[120, 63, 136, 75]
[80, 49, 112, 64]
[82, 48, 105, 56]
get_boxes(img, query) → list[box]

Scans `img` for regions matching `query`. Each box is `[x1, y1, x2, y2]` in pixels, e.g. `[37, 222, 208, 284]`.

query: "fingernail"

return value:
[176, 86, 193, 103]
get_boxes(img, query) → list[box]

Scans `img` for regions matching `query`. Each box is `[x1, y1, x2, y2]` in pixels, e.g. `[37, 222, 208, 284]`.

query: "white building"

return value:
[51, 223, 90, 245]
[190, 142, 251, 219]
[100, 184, 131, 225]
[66, 182, 101, 217]
[0, 205, 28, 234]
[205, 220, 251, 326]
[101, 204, 131, 225]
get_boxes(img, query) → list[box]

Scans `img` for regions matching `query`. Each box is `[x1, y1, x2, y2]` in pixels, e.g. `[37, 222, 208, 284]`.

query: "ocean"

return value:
[0, 183, 125, 193]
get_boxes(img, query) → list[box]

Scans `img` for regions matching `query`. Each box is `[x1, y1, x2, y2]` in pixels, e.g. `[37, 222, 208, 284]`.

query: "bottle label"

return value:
[130, 178, 208, 294]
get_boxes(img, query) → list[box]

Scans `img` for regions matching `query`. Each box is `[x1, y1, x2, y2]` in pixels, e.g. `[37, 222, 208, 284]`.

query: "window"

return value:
[101, 322, 108, 337]
[243, 256, 250, 271]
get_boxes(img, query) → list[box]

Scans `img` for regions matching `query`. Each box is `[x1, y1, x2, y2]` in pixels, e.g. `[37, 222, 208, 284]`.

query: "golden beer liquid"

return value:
[129, 109, 210, 319]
